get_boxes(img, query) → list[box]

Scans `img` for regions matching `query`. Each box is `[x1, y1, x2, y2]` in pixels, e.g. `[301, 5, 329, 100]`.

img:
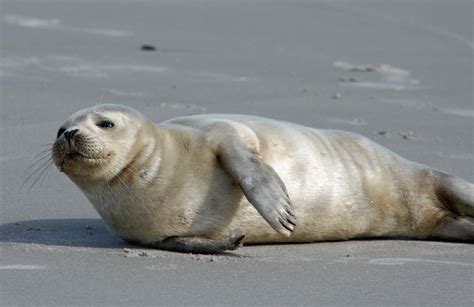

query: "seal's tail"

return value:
[429, 173, 474, 242]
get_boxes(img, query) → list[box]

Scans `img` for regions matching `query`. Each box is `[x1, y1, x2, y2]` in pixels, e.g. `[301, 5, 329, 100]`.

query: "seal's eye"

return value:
[97, 120, 115, 129]
[57, 127, 66, 138]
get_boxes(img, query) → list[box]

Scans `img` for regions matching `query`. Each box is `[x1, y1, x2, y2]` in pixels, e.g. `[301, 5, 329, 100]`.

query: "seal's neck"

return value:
[106, 123, 165, 188]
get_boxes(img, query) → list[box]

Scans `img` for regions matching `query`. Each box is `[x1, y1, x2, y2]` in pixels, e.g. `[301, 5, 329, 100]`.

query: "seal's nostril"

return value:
[64, 129, 79, 141]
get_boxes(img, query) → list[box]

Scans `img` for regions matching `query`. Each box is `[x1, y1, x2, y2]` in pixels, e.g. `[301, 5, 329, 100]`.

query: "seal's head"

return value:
[52, 104, 148, 185]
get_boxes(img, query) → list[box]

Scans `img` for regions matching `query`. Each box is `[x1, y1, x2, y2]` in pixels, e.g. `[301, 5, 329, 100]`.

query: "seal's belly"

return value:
[84, 190, 164, 242]
[226, 124, 417, 243]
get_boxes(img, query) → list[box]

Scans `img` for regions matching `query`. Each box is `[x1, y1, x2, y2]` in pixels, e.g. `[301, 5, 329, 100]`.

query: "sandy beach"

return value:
[1, 0, 473, 305]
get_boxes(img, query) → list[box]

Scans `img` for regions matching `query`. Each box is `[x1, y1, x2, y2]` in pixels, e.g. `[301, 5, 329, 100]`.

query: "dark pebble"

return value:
[141, 44, 156, 51]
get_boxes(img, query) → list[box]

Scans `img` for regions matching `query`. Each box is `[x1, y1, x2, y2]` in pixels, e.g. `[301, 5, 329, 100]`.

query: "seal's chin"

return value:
[58, 153, 93, 172]
[57, 155, 116, 186]
[60, 153, 90, 168]
[54, 146, 111, 176]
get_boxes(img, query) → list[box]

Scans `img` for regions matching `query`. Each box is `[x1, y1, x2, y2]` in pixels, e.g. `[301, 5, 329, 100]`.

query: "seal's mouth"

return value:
[58, 151, 108, 173]
[65, 152, 90, 160]
[62, 150, 107, 164]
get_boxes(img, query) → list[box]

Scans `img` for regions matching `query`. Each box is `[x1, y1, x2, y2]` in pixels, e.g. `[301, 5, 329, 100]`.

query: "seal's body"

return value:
[52, 105, 473, 253]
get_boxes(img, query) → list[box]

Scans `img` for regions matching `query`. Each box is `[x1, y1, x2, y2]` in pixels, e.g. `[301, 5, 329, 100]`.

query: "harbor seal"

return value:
[52, 104, 474, 253]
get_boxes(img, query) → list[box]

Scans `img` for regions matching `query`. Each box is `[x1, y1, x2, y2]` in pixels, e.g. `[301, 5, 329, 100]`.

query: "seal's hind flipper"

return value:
[146, 234, 245, 254]
[437, 173, 474, 217]
[429, 172, 474, 242]
[430, 216, 474, 242]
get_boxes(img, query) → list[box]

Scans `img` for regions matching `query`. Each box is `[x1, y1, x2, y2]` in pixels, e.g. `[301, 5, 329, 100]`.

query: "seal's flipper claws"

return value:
[279, 217, 294, 232]
[287, 208, 296, 218]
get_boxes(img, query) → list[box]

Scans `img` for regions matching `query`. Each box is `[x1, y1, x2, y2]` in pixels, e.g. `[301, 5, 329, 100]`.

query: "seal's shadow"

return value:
[1, 219, 250, 257]
[0, 219, 126, 248]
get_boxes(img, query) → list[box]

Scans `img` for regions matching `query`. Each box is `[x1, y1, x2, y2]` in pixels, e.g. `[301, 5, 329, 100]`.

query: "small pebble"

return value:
[332, 93, 342, 100]
[141, 44, 156, 51]
[400, 131, 415, 140]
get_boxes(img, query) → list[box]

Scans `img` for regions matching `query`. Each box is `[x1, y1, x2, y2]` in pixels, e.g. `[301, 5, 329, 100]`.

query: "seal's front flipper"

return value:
[217, 139, 296, 236]
[146, 234, 245, 254]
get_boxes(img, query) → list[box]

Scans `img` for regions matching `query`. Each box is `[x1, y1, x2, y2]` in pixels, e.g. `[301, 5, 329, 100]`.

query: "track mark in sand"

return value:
[319, 2, 473, 52]
[435, 152, 474, 161]
[0, 55, 254, 83]
[105, 88, 147, 98]
[334, 61, 420, 91]
[376, 99, 473, 118]
[159, 102, 207, 113]
[379, 98, 424, 108]
[327, 118, 368, 126]
[4, 15, 60, 29]
[4, 15, 133, 37]
[102, 64, 254, 83]
[145, 265, 179, 271]
[439, 108, 474, 118]
[0, 265, 47, 270]
[368, 258, 474, 267]
[102, 64, 169, 74]
[82, 28, 133, 37]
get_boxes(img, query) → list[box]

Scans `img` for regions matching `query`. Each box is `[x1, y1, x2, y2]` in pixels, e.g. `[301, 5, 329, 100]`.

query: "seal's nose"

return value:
[64, 128, 79, 141]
